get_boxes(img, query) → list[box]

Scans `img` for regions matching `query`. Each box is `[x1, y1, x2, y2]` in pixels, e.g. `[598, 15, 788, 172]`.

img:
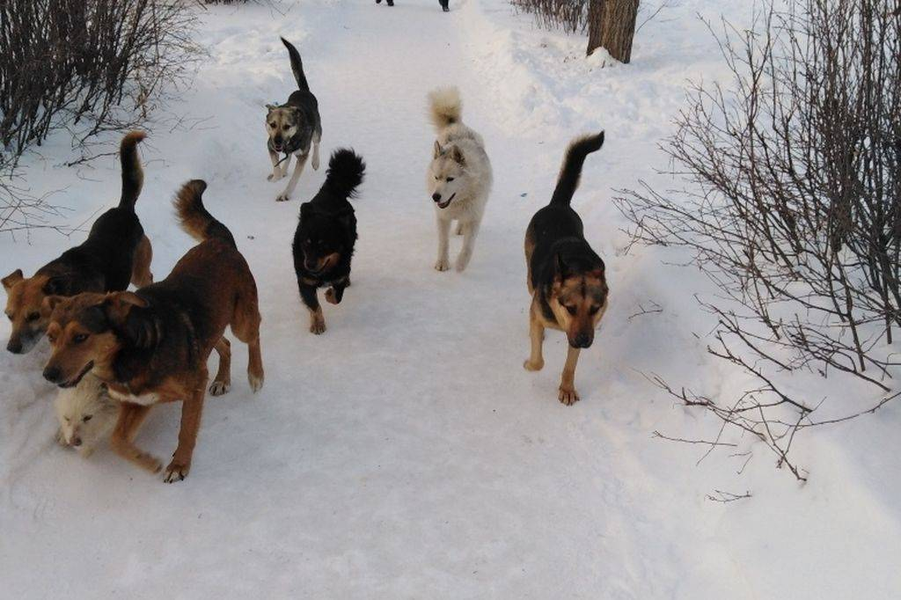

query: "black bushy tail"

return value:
[118, 131, 146, 210]
[550, 131, 605, 206]
[173, 180, 236, 248]
[322, 149, 365, 202]
[281, 37, 310, 92]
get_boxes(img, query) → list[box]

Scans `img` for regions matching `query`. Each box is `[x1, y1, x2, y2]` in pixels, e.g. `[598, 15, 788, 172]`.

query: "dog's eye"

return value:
[446, 177, 455, 182]
[269, 122, 276, 128]
[589, 305, 600, 315]
[64, 417, 70, 423]
[72, 333, 89, 344]
[565, 305, 577, 316]
[283, 125, 290, 131]
[434, 176, 439, 180]
[83, 414, 93, 422]
[26, 312, 40, 322]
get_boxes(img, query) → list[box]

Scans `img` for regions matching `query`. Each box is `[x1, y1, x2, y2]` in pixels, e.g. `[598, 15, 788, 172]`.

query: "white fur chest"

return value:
[108, 387, 159, 406]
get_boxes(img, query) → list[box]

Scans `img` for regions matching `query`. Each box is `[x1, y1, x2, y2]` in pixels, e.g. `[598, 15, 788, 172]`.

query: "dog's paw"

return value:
[523, 358, 544, 372]
[164, 461, 190, 483]
[312, 156, 320, 171]
[248, 371, 265, 393]
[455, 259, 470, 272]
[310, 316, 327, 335]
[558, 385, 580, 406]
[325, 288, 340, 305]
[276, 193, 291, 202]
[209, 380, 231, 396]
[434, 257, 450, 272]
[134, 451, 162, 474]
[267, 171, 285, 182]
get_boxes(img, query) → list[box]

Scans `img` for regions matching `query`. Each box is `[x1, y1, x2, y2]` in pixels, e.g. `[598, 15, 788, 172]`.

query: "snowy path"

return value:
[2, 1, 900, 598]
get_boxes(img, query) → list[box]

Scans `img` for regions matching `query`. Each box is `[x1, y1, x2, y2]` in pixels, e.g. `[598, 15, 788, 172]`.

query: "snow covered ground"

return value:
[2, 0, 900, 597]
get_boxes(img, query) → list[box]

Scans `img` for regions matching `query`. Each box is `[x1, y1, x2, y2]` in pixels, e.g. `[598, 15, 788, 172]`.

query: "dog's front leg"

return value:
[299, 283, 326, 334]
[523, 302, 545, 372]
[312, 141, 320, 171]
[268, 148, 286, 182]
[455, 219, 480, 272]
[165, 383, 206, 483]
[558, 346, 582, 406]
[110, 402, 161, 474]
[325, 281, 347, 305]
[277, 152, 308, 202]
[435, 217, 451, 271]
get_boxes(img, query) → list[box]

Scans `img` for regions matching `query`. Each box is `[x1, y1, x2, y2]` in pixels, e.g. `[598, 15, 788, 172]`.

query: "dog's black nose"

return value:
[6, 339, 22, 354]
[71, 437, 82, 447]
[43, 366, 62, 383]
[572, 333, 592, 348]
[432, 193, 441, 202]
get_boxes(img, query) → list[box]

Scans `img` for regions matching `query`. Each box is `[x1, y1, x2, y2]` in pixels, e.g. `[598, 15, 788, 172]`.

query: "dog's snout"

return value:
[6, 338, 22, 354]
[432, 193, 442, 202]
[43, 366, 62, 384]
[71, 436, 82, 447]
[572, 333, 592, 349]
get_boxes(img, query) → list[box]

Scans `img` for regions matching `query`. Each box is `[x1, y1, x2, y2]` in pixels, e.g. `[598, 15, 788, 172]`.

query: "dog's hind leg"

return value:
[435, 217, 451, 271]
[455, 219, 480, 272]
[131, 235, 154, 287]
[523, 303, 545, 372]
[277, 153, 308, 202]
[110, 402, 161, 474]
[165, 383, 206, 483]
[558, 346, 582, 406]
[455, 221, 465, 236]
[209, 337, 232, 396]
[231, 292, 264, 392]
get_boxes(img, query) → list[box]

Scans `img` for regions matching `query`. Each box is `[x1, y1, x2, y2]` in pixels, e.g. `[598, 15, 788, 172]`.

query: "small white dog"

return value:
[426, 87, 493, 272]
[55, 374, 118, 458]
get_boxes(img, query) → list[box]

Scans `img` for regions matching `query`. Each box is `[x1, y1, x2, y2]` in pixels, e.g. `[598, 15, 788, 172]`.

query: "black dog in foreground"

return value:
[292, 149, 365, 335]
[523, 131, 608, 405]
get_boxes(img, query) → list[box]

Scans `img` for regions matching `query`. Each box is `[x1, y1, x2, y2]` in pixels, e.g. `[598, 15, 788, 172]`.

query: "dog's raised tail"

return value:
[323, 149, 366, 201]
[427, 87, 462, 132]
[281, 37, 310, 92]
[119, 131, 146, 211]
[174, 180, 236, 248]
[551, 131, 605, 206]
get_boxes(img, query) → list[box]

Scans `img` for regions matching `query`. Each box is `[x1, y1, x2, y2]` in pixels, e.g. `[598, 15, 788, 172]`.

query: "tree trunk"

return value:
[587, 0, 639, 63]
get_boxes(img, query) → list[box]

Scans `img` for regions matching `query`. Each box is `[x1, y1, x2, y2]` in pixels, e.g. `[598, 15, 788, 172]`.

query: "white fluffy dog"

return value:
[426, 87, 493, 272]
[55, 374, 118, 458]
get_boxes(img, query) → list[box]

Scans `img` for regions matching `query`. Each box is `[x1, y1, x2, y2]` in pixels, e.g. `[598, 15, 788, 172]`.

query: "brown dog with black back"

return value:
[523, 132, 608, 405]
[3, 132, 153, 354]
[42, 180, 264, 483]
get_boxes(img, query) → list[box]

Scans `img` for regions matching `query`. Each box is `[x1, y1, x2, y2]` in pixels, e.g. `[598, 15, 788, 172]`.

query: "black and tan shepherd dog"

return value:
[523, 132, 609, 405]
[292, 149, 365, 335]
[2, 131, 153, 354]
[42, 180, 264, 483]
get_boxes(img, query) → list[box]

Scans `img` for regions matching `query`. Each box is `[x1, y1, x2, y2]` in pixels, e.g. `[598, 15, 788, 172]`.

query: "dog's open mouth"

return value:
[59, 361, 94, 389]
[436, 193, 456, 209]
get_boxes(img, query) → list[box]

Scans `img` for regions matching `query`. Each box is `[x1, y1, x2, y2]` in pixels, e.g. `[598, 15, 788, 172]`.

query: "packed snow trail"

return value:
[2, 1, 900, 599]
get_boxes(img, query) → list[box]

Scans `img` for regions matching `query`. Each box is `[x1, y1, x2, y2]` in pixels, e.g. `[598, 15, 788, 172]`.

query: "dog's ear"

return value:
[102, 292, 157, 349]
[554, 253, 569, 281]
[265, 103, 277, 112]
[450, 146, 465, 165]
[41, 295, 66, 316]
[2, 269, 23, 291]
[434, 141, 442, 159]
[42, 276, 73, 297]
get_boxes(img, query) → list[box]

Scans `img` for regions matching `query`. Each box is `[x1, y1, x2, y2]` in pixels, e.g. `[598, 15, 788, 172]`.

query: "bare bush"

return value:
[511, 0, 589, 34]
[0, 0, 199, 168]
[617, 0, 901, 479]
